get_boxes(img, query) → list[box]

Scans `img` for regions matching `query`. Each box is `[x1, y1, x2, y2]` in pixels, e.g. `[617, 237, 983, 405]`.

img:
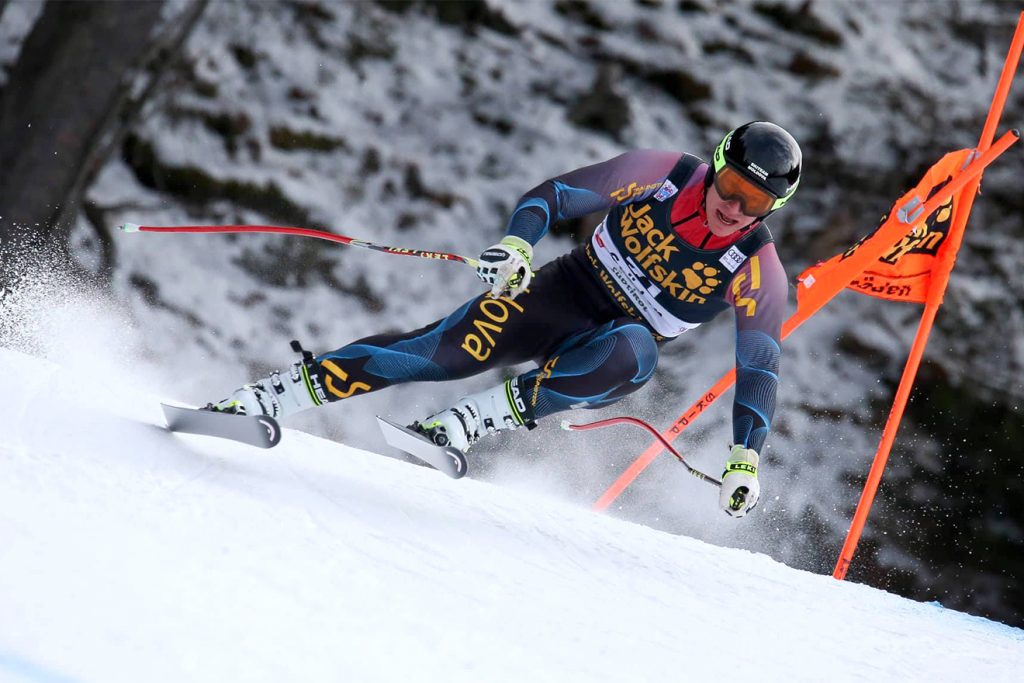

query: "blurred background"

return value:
[1, 0, 1022, 626]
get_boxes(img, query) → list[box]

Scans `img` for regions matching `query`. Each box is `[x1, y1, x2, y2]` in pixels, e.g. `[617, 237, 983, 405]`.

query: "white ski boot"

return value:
[208, 342, 327, 419]
[415, 380, 530, 453]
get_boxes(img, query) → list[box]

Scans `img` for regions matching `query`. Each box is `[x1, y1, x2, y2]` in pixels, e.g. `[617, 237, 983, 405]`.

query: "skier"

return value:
[209, 121, 801, 517]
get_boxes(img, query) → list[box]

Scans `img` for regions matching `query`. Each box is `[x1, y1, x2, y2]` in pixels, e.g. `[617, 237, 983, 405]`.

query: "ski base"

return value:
[161, 403, 281, 449]
[376, 416, 467, 479]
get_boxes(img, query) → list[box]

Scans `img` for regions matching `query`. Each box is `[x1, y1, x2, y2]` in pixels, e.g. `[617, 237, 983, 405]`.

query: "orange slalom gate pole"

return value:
[977, 12, 1024, 156]
[832, 288, 943, 580]
[592, 130, 1020, 512]
[833, 13, 1024, 580]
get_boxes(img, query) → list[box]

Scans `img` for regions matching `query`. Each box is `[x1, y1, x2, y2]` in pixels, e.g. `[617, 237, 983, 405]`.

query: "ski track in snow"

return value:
[0, 347, 1021, 683]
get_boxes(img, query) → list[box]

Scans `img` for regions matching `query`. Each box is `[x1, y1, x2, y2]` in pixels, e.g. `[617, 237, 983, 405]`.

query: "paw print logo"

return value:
[681, 262, 721, 294]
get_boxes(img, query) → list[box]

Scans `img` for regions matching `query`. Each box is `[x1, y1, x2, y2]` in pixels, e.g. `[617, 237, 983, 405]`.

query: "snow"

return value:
[3, 0, 1023, 643]
[1, 343, 1022, 681]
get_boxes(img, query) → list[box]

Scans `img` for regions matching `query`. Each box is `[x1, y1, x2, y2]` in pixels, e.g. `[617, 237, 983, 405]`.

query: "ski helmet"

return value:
[711, 121, 802, 217]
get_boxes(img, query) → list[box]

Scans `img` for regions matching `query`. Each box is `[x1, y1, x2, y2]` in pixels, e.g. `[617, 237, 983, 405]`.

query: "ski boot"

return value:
[208, 341, 328, 419]
[414, 380, 534, 453]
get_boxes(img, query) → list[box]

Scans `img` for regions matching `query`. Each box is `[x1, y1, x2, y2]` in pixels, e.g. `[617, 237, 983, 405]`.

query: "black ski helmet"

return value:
[712, 121, 802, 215]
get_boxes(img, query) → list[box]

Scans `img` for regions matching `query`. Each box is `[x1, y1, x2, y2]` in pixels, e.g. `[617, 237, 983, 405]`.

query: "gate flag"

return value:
[797, 149, 973, 304]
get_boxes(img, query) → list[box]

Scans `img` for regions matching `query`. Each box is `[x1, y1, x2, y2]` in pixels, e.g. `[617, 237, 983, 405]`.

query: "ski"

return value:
[161, 403, 282, 449]
[376, 416, 467, 479]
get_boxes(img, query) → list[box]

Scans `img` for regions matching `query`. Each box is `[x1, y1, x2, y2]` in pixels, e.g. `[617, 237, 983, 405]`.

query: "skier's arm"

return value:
[504, 150, 682, 246]
[726, 244, 788, 453]
[717, 245, 787, 517]
[478, 150, 680, 299]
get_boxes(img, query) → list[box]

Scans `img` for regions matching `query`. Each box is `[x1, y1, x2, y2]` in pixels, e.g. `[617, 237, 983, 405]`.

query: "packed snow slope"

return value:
[3, 0, 1021, 622]
[0, 347, 1021, 683]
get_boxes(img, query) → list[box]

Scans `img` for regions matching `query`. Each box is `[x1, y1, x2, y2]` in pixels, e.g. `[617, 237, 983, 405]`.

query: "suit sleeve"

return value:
[504, 150, 681, 245]
[725, 243, 788, 452]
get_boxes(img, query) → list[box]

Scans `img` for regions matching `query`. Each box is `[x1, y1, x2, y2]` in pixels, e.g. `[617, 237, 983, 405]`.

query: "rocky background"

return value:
[2, 0, 1022, 626]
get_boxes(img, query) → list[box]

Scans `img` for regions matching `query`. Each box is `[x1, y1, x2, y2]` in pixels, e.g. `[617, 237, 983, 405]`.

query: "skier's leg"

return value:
[208, 295, 538, 418]
[316, 292, 549, 393]
[209, 261, 593, 419]
[519, 318, 660, 418]
[419, 317, 660, 451]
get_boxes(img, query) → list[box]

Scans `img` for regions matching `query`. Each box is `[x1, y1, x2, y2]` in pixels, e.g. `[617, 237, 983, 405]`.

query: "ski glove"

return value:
[719, 445, 760, 518]
[477, 235, 533, 299]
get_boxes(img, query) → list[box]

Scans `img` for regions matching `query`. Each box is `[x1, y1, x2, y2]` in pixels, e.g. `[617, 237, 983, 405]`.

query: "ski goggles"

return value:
[712, 165, 780, 217]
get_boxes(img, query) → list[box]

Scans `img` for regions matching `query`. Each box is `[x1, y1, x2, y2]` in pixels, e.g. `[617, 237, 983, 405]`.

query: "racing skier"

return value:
[209, 121, 802, 518]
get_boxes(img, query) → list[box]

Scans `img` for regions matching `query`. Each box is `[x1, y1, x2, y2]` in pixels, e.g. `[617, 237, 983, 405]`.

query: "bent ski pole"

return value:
[561, 416, 721, 487]
[119, 222, 481, 268]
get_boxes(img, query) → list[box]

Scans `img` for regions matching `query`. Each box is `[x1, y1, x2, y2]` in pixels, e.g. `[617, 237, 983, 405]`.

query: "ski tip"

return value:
[119, 222, 141, 233]
[448, 451, 468, 479]
[256, 415, 282, 448]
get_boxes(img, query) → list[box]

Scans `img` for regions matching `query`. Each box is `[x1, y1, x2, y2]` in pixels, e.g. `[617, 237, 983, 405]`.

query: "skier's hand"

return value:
[719, 445, 760, 518]
[477, 236, 533, 299]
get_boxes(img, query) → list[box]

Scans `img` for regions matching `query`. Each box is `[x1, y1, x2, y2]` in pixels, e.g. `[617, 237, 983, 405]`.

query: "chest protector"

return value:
[589, 154, 773, 338]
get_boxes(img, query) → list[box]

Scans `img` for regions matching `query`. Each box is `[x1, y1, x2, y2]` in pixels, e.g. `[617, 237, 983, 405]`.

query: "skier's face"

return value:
[705, 182, 759, 236]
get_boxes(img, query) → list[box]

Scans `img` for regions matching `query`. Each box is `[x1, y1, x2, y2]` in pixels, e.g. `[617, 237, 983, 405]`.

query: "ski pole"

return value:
[561, 416, 721, 487]
[118, 222, 481, 268]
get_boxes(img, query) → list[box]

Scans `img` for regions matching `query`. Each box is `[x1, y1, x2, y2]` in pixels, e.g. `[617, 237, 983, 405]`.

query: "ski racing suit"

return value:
[314, 150, 787, 452]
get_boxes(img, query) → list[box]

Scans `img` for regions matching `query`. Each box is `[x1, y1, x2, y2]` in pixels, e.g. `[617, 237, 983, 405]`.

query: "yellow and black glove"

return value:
[719, 445, 760, 518]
